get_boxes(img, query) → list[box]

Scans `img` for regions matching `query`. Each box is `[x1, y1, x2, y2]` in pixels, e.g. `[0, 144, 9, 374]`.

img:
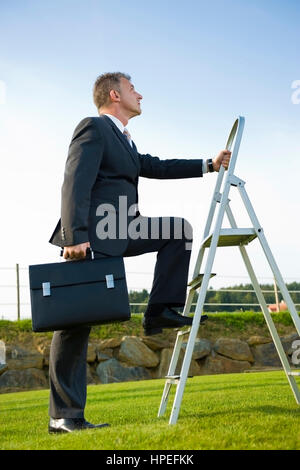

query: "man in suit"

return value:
[48, 72, 231, 433]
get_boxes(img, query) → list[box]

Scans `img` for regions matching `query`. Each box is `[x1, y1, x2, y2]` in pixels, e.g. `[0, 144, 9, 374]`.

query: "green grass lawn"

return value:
[1, 371, 300, 450]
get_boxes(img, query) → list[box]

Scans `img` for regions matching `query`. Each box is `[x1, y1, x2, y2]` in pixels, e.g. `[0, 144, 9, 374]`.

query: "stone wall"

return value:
[0, 332, 299, 393]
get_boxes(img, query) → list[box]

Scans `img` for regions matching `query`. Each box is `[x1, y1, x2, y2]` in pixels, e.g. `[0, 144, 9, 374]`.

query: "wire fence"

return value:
[0, 265, 300, 321]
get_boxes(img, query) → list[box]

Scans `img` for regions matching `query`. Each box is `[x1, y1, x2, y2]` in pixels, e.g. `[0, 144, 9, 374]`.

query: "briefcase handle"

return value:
[60, 247, 95, 260]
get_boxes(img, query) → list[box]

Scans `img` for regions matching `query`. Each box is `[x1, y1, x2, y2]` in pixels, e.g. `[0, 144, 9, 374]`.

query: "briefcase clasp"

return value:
[42, 282, 51, 297]
[105, 274, 114, 289]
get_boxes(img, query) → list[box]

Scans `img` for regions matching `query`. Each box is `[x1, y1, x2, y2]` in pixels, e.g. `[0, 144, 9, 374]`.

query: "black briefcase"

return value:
[29, 255, 130, 332]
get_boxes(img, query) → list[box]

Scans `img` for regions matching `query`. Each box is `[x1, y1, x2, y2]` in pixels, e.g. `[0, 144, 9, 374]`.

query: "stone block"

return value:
[202, 351, 252, 375]
[214, 337, 254, 363]
[0, 368, 48, 391]
[155, 348, 202, 379]
[6, 345, 43, 370]
[141, 336, 171, 351]
[247, 335, 271, 346]
[97, 348, 114, 362]
[96, 358, 151, 384]
[87, 343, 97, 363]
[117, 336, 159, 368]
[181, 338, 211, 360]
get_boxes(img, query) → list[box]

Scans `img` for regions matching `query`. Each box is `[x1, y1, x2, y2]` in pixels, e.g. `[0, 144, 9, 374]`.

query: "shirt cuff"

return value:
[202, 159, 208, 174]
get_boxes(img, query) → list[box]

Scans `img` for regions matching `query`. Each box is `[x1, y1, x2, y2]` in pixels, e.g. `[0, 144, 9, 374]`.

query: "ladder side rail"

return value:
[221, 116, 245, 196]
[237, 184, 300, 336]
[193, 167, 226, 279]
[182, 283, 197, 317]
[201, 116, 245, 241]
[193, 116, 245, 278]
[168, 277, 211, 424]
[200, 116, 245, 254]
[225, 203, 300, 404]
[168, 117, 246, 425]
[166, 115, 246, 381]
[157, 289, 197, 417]
[202, 167, 225, 240]
[225, 116, 245, 176]
[169, 195, 229, 424]
[192, 246, 207, 286]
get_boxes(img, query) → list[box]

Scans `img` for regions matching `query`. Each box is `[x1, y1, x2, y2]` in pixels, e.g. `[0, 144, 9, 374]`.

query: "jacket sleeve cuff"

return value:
[61, 226, 89, 246]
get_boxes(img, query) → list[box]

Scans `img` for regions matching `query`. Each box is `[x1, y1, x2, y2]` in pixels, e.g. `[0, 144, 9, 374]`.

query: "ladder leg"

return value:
[157, 289, 195, 417]
[238, 184, 300, 336]
[157, 333, 184, 417]
[169, 240, 220, 424]
[169, 156, 234, 424]
[159, 117, 245, 425]
[168, 319, 200, 424]
[258, 231, 300, 336]
[158, 381, 173, 417]
[226, 204, 300, 404]
[239, 244, 300, 404]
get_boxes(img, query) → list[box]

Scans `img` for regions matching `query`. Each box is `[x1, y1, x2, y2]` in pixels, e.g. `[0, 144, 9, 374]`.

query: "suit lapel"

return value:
[101, 115, 140, 171]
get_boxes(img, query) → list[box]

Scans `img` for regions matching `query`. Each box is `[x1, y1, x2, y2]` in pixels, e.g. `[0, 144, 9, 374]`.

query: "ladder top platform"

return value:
[202, 228, 257, 248]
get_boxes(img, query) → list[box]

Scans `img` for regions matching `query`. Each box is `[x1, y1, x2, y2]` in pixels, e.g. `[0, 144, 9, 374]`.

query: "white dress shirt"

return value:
[103, 114, 132, 147]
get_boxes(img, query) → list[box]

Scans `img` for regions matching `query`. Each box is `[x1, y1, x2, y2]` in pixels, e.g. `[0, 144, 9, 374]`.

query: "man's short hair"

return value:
[93, 72, 131, 110]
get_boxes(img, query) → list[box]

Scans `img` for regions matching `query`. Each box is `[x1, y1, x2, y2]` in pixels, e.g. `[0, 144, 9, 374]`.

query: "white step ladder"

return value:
[157, 116, 300, 425]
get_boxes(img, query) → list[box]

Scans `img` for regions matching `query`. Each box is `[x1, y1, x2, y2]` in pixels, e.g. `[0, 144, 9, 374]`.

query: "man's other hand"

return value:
[212, 150, 232, 172]
[63, 242, 90, 260]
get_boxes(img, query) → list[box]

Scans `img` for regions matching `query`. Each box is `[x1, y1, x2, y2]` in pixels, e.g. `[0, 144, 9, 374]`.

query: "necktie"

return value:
[123, 128, 132, 147]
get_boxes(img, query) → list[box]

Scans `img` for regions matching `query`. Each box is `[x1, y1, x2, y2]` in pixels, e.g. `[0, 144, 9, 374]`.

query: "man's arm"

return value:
[60, 117, 104, 259]
[138, 150, 231, 179]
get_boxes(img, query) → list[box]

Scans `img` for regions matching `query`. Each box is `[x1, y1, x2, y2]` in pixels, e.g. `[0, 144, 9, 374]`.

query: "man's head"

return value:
[93, 72, 142, 123]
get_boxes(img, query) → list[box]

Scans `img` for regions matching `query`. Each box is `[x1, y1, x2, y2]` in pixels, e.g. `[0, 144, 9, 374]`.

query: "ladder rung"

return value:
[176, 328, 191, 336]
[165, 374, 194, 383]
[288, 371, 300, 376]
[202, 228, 257, 248]
[188, 273, 216, 290]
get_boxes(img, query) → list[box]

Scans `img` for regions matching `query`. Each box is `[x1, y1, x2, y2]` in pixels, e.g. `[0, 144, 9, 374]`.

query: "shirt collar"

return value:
[103, 113, 125, 134]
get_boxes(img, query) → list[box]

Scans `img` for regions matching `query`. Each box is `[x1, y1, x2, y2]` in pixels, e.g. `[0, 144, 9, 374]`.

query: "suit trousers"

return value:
[49, 215, 193, 418]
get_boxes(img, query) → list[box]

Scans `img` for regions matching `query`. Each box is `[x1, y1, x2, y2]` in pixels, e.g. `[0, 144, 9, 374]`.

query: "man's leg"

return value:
[48, 324, 110, 433]
[123, 215, 197, 334]
[126, 216, 192, 305]
[49, 326, 91, 419]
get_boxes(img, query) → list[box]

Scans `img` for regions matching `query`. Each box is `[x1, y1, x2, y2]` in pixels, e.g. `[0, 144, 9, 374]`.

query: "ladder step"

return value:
[288, 371, 300, 376]
[188, 273, 216, 290]
[176, 328, 191, 336]
[165, 374, 194, 383]
[202, 228, 257, 248]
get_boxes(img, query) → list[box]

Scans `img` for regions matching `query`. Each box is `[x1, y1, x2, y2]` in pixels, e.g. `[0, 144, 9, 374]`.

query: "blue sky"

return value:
[0, 0, 299, 319]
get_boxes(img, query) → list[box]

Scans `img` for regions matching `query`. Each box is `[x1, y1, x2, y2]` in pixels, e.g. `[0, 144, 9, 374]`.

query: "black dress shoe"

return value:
[48, 417, 110, 434]
[143, 307, 208, 336]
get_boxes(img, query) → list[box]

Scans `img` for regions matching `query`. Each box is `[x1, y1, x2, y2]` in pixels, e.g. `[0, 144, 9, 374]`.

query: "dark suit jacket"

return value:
[49, 115, 203, 255]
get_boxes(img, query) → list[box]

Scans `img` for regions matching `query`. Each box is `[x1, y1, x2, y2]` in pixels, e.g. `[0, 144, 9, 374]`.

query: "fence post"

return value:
[16, 263, 20, 321]
[273, 278, 280, 312]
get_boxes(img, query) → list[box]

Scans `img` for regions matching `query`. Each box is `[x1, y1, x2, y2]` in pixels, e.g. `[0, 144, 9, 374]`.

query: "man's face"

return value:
[119, 78, 143, 117]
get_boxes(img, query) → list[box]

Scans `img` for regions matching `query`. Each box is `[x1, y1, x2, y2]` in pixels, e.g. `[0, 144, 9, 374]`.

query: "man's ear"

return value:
[109, 89, 120, 103]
